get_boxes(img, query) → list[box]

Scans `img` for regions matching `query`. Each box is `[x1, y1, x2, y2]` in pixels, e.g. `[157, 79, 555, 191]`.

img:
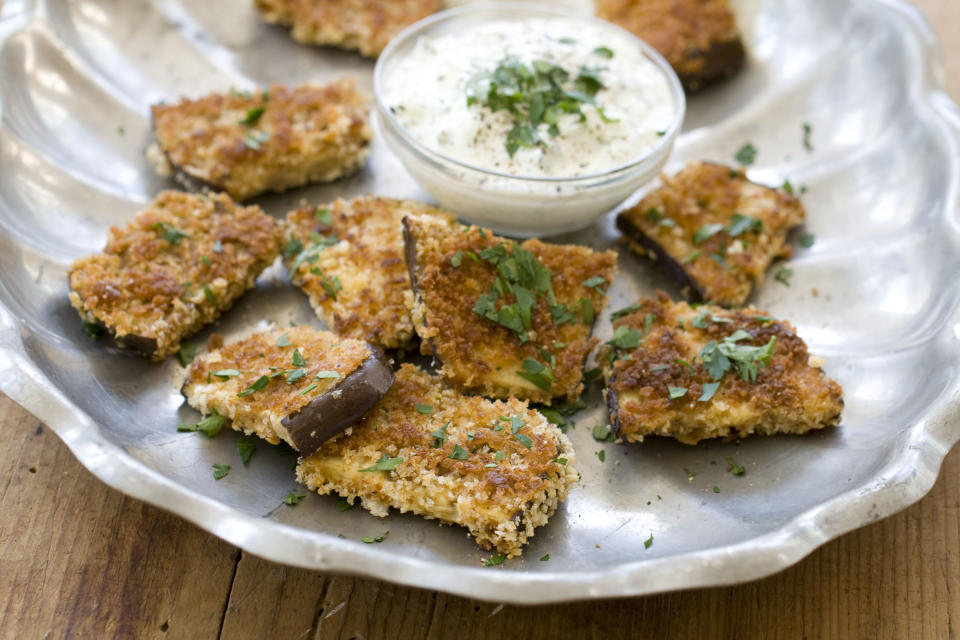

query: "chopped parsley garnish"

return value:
[583, 367, 603, 384]
[285, 368, 308, 384]
[592, 425, 615, 442]
[448, 444, 469, 460]
[682, 250, 701, 264]
[698, 381, 721, 402]
[177, 409, 227, 437]
[800, 233, 816, 248]
[509, 415, 533, 448]
[203, 284, 216, 304]
[782, 179, 795, 194]
[775, 267, 793, 286]
[593, 46, 614, 58]
[237, 437, 256, 465]
[582, 276, 607, 290]
[692, 310, 709, 329]
[237, 375, 270, 397]
[315, 370, 341, 379]
[283, 237, 303, 259]
[337, 497, 353, 511]
[82, 323, 103, 339]
[200, 255, 211, 266]
[213, 369, 242, 380]
[415, 404, 434, 415]
[298, 383, 318, 395]
[684, 468, 697, 479]
[607, 325, 642, 349]
[692, 223, 724, 245]
[283, 492, 305, 506]
[287, 233, 339, 279]
[313, 271, 342, 301]
[610, 303, 642, 320]
[713, 485, 721, 493]
[517, 358, 555, 392]
[291, 349, 306, 367]
[359, 455, 404, 472]
[239, 106, 265, 126]
[178, 342, 196, 367]
[802, 122, 813, 151]
[362, 531, 388, 544]
[597, 450, 606, 462]
[495, 451, 506, 462]
[554, 458, 568, 466]
[753, 315, 774, 323]
[668, 386, 688, 400]
[579, 298, 594, 325]
[644, 533, 654, 549]
[149, 222, 191, 245]
[540, 553, 551, 561]
[431, 422, 449, 448]
[451, 250, 463, 267]
[315, 208, 332, 225]
[727, 214, 762, 237]
[727, 457, 746, 476]
[699, 330, 777, 382]
[483, 553, 506, 567]
[466, 56, 617, 158]
[243, 130, 269, 150]
[734, 143, 757, 166]
[276, 333, 291, 347]
[212, 464, 231, 480]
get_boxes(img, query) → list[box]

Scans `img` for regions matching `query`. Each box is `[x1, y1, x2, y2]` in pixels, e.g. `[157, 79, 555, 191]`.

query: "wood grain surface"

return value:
[1, 1, 958, 638]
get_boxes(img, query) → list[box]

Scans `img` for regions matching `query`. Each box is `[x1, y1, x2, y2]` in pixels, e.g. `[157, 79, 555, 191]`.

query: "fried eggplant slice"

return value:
[617, 162, 804, 307]
[601, 291, 843, 445]
[254, 0, 443, 57]
[284, 197, 456, 350]
[595, 0, 745, 91]
[183, 326, 394, 455]
[403, 214, 618, 404]
[148, 80, 372, 202]
[297, 363, 577, 556]
[68, 191, 282, 361]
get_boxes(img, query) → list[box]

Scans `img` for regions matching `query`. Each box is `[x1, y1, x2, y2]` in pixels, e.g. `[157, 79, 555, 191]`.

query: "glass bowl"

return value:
[373, 2, 686, 237]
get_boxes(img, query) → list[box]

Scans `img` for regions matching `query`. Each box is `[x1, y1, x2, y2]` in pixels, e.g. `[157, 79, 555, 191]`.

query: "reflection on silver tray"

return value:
[0, 0, 959, 603]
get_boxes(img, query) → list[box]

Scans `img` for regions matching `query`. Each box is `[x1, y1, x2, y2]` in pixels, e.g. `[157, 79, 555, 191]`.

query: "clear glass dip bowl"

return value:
[373, 2, 686, 237]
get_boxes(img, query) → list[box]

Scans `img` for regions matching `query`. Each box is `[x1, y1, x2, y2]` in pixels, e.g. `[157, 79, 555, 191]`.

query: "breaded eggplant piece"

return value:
[297, 363, 577, 557]
[183, 326, 394, 455]
[254, 0, 443, 57]
[595, 0, 745, 91]
[284, 197, 456, 350]
[601, 291, 843, 445]
[68, 191, 282, 361]
[402, 214, 618, 404]
[148, 80, 372, 202]
[617, 162, 804, 307]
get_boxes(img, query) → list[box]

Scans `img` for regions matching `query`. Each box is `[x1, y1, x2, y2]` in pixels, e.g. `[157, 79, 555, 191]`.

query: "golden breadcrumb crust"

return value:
[254, 0, 442, 57]
[404, 214, 618, 404]
[618, 162, 804, 307]
[284, 197, 455, 349]
[68, 191, 282, 361]
[183, 326, 372, 447]
[149, 80, 372, 202]
[602, 291, 843, 445]
[595, 0, 745, 90]
[297, 364, 578, 557]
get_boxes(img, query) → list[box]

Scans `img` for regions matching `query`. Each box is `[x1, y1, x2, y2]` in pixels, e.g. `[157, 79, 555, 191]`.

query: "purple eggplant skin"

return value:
[678, 39, 746, 93]
[401, 216, 443, 368]
[604, 383, 623, 439]
[616, 214, 707, 303]
[281, 346, 395, 455]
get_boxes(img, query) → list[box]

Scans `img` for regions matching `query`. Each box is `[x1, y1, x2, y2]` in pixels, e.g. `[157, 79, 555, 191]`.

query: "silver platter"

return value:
[1, 0, 959, 603]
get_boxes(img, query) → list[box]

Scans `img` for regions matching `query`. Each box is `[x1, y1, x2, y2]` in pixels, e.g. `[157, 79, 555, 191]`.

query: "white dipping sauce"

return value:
[383, 17, 676, 178]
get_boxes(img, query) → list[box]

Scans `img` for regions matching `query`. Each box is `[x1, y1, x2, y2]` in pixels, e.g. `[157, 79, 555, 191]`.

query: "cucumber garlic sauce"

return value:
[383, 17, 676, 178]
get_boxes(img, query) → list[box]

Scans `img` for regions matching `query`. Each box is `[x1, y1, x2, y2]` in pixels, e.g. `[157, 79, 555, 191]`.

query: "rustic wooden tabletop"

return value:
[1, 2, 958, 638]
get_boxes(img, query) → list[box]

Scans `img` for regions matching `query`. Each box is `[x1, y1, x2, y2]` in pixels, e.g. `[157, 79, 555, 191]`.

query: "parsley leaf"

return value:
[517, 358, 554, 392]
[775, 267, 793, 286]
[237, 437, 256, 464]
[727, 214, 762, 237]
[431, 422, 449, 448]
[178, 342, 196, 367]
[698, 381, 721, 402]
[149, 222, 191, 245]
[734, 143, 757, 166]
[360, 455, 404, 472]
[239, 106, 265, 126]
[315, 208, 332, 225]
[800, 233, 816, 248]
[362, 531, 388, 544]
[727, 456, 746, 476]
[540, 553, 551, 561]
[693, 223, 725, 245]
[611, 303, 642, 320]
[178, 409, 227, 437]
[237, 375, 269, 397]
[592, 425, 615, 442]
[276, 333, 291, 347]
[449, 444, 469, 460]
[644, 533, 654, 549]
[315, 370, 341, 379]
[291, 349, 306, 367]
[668, 386, 688, 399]
[483, 553, 506, 567]
[415, 404, 434, 415]
[451, 250, 463, 267]
[593, 46, 614, 58]
[802, 122, 813, 151]
[212, 464, 231, 480]
[607, 325, 642, 349]
[283, 492, 305, 505]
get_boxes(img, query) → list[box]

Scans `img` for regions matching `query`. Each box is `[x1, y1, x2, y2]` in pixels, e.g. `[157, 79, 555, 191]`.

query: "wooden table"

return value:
[2, 2, 959, 638]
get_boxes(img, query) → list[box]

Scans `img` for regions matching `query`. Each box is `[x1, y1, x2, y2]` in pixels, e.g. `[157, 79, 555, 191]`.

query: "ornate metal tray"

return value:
[0, 0, 958, 603]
